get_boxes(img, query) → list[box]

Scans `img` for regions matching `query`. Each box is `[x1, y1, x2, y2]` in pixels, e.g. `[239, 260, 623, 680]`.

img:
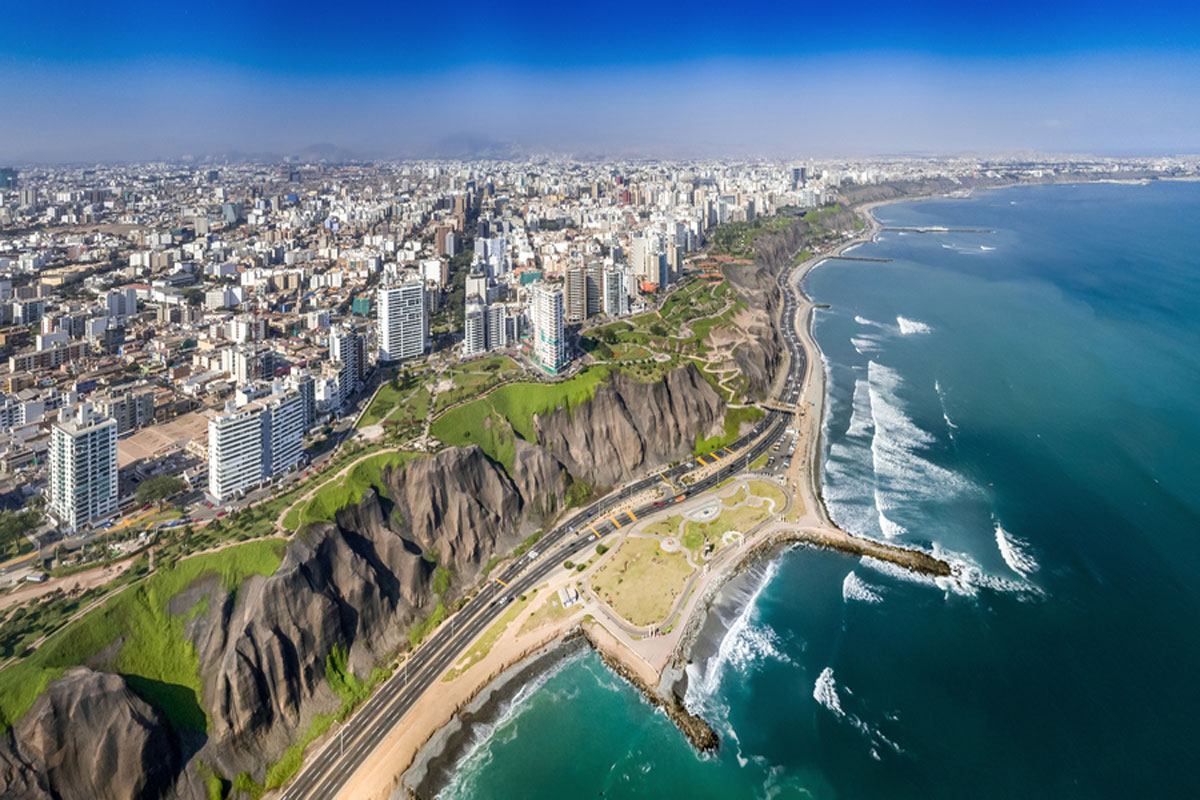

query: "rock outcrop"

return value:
[533, 364, 725, 487]
[380, 443, 562, 579]
[0, 365, 737, 798]
[0, 668, 182, 800]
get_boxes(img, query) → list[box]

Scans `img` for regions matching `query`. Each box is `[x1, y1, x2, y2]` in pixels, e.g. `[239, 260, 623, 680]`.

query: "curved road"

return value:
[282, 261, 809, 799]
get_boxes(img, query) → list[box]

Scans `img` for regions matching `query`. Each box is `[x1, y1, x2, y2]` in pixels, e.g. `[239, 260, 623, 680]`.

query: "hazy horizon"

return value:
[2, 0, 1199, 163]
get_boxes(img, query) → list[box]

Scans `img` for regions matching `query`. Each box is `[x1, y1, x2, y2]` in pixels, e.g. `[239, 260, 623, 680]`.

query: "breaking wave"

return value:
[813, 667, 843, 716]
[851, 335, 882, 355]
[896, 316, 932, 335]
[995, 522, 1040, 579]
[439, 649, 588, 798]
[685, 560, 788, 708]
[812, 667, 904, 760]
[845, 378, 873, 439]
[842, 571, 884, 604]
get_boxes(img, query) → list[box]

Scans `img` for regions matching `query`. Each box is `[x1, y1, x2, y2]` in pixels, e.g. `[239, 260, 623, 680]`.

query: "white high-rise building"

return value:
[463, 299, 486, 357]
[486, 303, 507, 350]
[377, 282, 427, 362]
[48, 403, 118, 530]
[207, 388, 306, 502]
[603, 268, 627, 317]
[531, 283, 565, 374]
[328, 323, 365, 407]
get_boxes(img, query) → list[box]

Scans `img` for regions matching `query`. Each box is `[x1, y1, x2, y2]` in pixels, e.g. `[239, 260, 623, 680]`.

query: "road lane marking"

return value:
[610, 515, 621, 528]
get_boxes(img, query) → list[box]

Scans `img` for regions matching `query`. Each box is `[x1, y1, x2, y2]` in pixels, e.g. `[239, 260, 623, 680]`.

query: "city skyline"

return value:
[2, 0, 1199, 162]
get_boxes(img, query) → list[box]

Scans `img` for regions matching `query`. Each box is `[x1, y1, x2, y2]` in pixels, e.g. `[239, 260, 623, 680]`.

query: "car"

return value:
[216, 511, 227, 518]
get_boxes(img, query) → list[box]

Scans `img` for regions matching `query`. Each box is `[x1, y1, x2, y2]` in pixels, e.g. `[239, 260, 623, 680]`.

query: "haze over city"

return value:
[3, 0, 1199, 162]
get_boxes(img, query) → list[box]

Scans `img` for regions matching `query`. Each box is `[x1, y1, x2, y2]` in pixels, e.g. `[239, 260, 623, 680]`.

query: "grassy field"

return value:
[746, 480, 788, 513]
[517, 589, 581, 636]
[694, 405, 765, 456]
[432, 356, 523, 413]
[358, 370, 431, 431]
[431, 367, 613, 471]
[590, 537, 694, 626]
[0, 539, 287, 731]
[678, 485, 778, 559]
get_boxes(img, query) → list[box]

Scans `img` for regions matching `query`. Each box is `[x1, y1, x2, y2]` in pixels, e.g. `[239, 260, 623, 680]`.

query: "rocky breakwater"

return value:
[533, 364, 725, 488]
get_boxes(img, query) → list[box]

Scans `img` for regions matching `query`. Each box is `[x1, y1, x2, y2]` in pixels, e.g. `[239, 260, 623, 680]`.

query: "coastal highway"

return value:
[283, 268, 811, 800]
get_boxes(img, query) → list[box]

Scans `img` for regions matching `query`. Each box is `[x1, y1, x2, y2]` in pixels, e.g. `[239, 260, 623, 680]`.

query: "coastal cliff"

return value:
[0, 364, 730, 799]
[533, 365, 725, 487]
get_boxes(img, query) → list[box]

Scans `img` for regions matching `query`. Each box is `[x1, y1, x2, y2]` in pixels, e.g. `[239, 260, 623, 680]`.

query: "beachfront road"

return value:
[282, 269, 810, 800]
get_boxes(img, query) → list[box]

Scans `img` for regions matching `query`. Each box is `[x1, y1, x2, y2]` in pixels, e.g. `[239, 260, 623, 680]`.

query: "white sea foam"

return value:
[868, 361, 973, 501]
[875, 499, 909, 540]
[850, 335, 881, 355]
[896, 316, 932, 335]
[934, 379, 959, 437]
[842, 571, 884, 604]
[854, 315, 874, 326]
[439, 649, 587, 797]
[845, 378, 873, 439]
[685, 560, 787, 708]
[980, 245, 996, 251]
[813, 667, 905, 759]
[813, 667, 843, 716]
[995, 522, 1040, 578]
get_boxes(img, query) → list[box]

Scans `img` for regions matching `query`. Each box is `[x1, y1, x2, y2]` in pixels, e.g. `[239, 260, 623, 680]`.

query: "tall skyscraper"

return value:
[531, 283, 565, 374]
[486, 304, 507, 350]
[49, 403, 118, 530]
[377, 282, 428, 362]
[0, 168, 16, 190]
[329, 323, 366, 384]
[463, 299, 487, 357]
[207, 388, 305, 501]
[586, 261, 604, 318]
[565, 266, 587, 323]
[603, 268, 628, 317]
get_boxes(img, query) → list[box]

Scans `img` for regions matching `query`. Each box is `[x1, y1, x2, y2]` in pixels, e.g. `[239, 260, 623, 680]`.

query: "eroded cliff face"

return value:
[0, 365, 732, 799]
[191, 491, 434, 780]
[533, 364, 725, 488]
[724, 261, 785, 399]
[380, 441, 563, 578]
[0, 667, 183, 800]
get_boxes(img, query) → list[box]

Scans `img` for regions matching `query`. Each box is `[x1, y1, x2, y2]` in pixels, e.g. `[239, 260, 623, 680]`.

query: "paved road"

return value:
[283, 265, 811, 799]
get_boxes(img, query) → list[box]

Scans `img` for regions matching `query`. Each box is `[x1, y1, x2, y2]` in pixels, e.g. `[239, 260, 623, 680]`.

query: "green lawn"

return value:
[0, 539, 287, 731]
[358, 371, 431, 429]
[431, 367, 614, 469]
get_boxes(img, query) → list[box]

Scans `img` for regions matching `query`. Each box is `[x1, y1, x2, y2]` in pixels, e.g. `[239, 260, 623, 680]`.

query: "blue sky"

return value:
[1, 0, 1198, 161]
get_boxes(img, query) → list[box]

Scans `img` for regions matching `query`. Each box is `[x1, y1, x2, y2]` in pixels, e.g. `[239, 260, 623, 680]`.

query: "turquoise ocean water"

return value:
[438, 182, 1200, 799]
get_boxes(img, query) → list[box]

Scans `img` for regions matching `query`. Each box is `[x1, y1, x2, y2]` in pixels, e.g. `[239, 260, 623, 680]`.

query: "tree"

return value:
[136, 475, 188, 509]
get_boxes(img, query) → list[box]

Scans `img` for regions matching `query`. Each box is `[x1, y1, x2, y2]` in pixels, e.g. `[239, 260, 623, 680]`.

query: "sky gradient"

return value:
[2, 0, 1198, 161]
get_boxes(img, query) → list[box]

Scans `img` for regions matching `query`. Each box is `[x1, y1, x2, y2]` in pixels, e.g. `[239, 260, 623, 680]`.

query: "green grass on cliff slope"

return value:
[297, 450, 421, 527]
[0, 539, 287, 732]
[694, 405, 765, 456]
[431, 366, 613, 467]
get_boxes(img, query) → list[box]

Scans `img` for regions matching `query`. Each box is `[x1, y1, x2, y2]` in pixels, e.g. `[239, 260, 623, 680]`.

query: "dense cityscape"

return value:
[0, 151, 1196, 800]
[0, 153, 1189, 561]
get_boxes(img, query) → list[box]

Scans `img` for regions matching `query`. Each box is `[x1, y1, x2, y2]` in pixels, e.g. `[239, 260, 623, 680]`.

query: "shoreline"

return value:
[327, 185, 1021, 800]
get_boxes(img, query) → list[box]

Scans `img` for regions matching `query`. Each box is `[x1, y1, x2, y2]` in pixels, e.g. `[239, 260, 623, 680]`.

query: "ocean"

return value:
[437, 182, 1200, 799]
